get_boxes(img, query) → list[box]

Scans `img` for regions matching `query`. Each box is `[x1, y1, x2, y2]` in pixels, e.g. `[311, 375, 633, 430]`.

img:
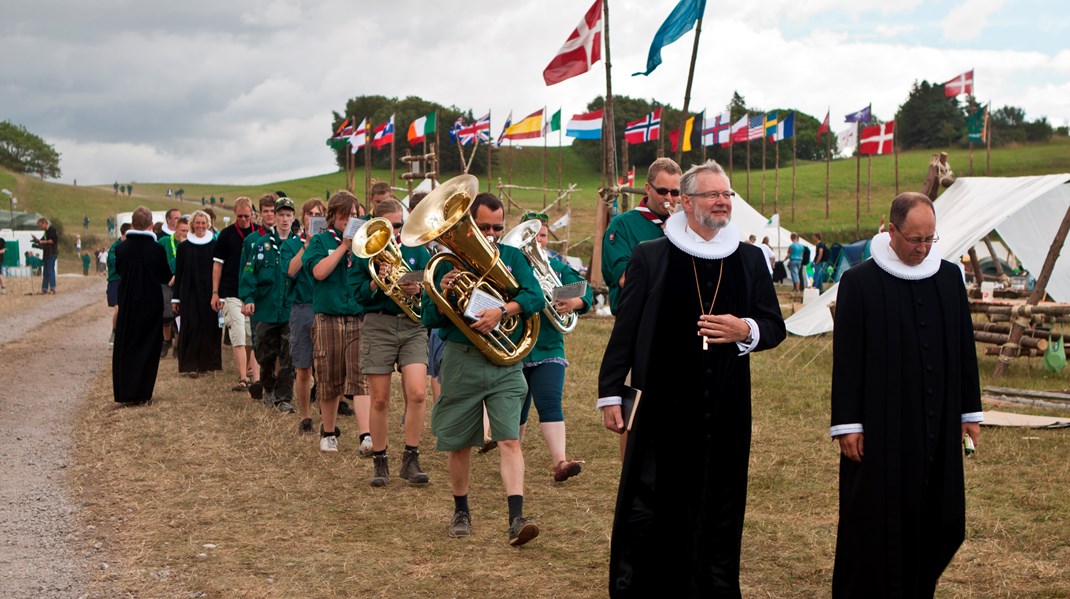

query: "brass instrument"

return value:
[500, 219, 577, 334]
[399, 174, 539, 366]
[351, 217, 422, 324]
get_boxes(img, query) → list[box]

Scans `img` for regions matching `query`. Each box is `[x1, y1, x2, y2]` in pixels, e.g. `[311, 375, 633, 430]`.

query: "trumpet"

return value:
[351, 217, 422, 324]
[500, 219, 577, 335]
[399, 175, 539, 366]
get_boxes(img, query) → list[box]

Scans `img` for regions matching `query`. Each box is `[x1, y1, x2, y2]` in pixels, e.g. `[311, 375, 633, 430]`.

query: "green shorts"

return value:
[360, 312, 428, 374]
[431, 342, 527, 451]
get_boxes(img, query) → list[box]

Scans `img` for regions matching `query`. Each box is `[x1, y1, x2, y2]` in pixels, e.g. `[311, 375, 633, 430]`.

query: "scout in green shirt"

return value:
[601, 158, 682, 314]
[237, 194, 277, 306]
[413, 190, 543, 547]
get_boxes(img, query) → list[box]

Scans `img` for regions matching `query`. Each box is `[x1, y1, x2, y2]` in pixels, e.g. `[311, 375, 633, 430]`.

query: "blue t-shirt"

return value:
[788, 241, 804, 261]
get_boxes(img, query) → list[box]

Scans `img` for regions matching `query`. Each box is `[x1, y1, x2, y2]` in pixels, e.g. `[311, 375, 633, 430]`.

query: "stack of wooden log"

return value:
[972, 315, 1068, 358]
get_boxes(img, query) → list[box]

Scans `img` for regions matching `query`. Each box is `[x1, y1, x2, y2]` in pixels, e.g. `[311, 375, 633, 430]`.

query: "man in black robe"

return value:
[598, 160, 785, 598]
[112, 207, 172, 404]
[831, 192, 982, 598]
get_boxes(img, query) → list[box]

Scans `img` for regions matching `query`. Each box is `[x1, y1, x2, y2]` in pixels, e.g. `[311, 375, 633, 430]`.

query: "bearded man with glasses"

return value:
[601, 157, 682, 314]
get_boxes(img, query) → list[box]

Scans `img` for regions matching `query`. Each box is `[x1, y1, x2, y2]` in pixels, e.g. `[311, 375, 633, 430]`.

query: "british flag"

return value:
[456, 113, 491, 146]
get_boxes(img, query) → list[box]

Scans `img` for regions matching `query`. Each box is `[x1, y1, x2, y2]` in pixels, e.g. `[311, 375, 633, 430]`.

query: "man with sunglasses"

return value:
[831, 192, 981, 598]
[602, 157, 682, 314]
[212, 196, 261, 394]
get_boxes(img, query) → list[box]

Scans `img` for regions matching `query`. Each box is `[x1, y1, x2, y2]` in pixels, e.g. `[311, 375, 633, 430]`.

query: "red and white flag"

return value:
[816, 110, 830, 144]
[729, 114, 749, 144]
[624, 108, 661, 145]
[859, 121, 895, 155]
[943, 69, 974, 97]
[543, 0, 603, 86]
[348, 118, 368, 153]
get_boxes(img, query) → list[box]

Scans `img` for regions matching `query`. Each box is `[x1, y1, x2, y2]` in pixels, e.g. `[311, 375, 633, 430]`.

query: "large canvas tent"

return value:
[726, 194, 815, 258]
[785, 175, 1070, 336]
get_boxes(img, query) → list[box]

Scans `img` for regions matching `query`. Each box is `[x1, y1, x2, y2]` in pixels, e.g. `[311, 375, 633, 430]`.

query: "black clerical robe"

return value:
[112, 232, 172, 403]
[173, 239, 222, 374]
[598, 237, 785, 598]
[831, 259, 981, 598]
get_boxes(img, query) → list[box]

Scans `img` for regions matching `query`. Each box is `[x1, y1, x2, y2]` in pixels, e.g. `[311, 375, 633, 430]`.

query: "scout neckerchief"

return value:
[635, 197, 666, 228]
[234, 223, 252, 242]
[327, 227, 352, 268]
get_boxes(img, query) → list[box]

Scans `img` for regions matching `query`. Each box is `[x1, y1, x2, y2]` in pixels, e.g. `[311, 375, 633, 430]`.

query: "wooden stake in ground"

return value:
[791, 131, 797, 223]
[866, 154, 872, 214]
[994, 203, 1070, 377]
[761, 134, 766, 212]
[591, 0, 617, 288]
[390, 123, 396, 188]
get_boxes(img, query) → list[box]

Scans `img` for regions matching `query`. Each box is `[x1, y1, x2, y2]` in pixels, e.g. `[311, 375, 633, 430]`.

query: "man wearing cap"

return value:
[241, 196, 300, 413]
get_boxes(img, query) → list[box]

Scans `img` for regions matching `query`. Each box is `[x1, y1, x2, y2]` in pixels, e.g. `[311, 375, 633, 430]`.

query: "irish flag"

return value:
[407, 111, 436, 146]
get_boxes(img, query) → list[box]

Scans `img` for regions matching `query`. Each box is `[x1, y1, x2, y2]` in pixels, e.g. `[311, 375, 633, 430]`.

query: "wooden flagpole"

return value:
[774, 135, 780, 216]
[791, 130, 797, 223]
[557, 125, 563, 193]
[728, 139, 734, 183]
[700, 110, 707, 163]
[364, 140, 372, 213]
[674, 16, 703, 166]
[592, 0, 618, 289]
[390, 122, 396, 187]
[487, 111, 493, 192]
[866, 154, 872, 213]
[433, 109, 440, 185]
[985, 104, 991, 175]
[969, 139, 974, 176]
[761, 134, 766, 212]
[894, 134, 899, 194]
[746, 130, 751, 203]
[824, 111, 830, 219]
[621, 141, 630, 211]
[543, 106, 548, 207]
[855, 129, 861, 239]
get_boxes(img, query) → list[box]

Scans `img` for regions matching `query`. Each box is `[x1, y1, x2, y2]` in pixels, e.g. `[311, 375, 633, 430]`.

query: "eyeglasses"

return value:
[478, 223, 505, 233]
[235, 213, 252, 219]
[648, 184, 681, 197]
[901, 233, 940, 246]
[688, 190, 736, 200]
[392, 222, 403, 230]
[522, 211, 549, 223]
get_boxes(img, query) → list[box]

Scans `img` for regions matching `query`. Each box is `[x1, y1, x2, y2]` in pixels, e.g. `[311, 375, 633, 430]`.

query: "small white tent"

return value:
[729, 194, 815, 258]
[785, 175, 1070, 336]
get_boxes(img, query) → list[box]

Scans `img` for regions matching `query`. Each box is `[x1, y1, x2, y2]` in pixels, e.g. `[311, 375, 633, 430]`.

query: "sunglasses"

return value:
[649, 185, 681, 197]
[478, 224, 505, 233]
[392, 222, 403, 230]
[522, 211, 549, 223]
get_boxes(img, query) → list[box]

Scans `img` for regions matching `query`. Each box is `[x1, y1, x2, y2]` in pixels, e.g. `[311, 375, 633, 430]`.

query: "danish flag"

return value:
[943, 69, 974, 97]
[859, 121, 895, 155]
[543, 0, 603, 86]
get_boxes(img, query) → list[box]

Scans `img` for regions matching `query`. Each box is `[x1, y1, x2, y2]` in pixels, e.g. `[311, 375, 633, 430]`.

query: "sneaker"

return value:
[370, 454, 389, 487]
[248, 380, 264, 400]
[337, 400, 355, 416]
[448, 511, 472, 538]
[508, 516, 539, 547]
[319, 434, 338, 453]
[319, 424, 342, 438]
[400, 448, 430, 485]
[357, 435, 374, 458]
[274, 400, 296, 414]
[553, 460, 583, 483]
[298, 418, 313, 434]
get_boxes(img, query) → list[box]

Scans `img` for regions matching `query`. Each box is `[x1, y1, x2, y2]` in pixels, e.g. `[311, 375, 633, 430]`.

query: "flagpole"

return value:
[621, 141, 630, 211]
[543, 106, 548, 208]
[592, 0, 618, 289]
[728, 139, 734, 183]
[364, 140, 372, 214]
[791, 129, 797, 223]
[390, 121, 397, 188]
[557, 123, 563, 194]
[746, 131, 751, 203]
[674, 16, 703, 166]
[487, 111, 493, 192]
[761, 134, 766, 213]
[969, 139, 974, 176]
[774, 136, 780, 217]
[866, 154, 872, 214]
[824, 108, 830, 219]
[855, 130, 861, 239]
[894, 132, 899, 194]
[700, 110, 707, 163]
[434, 109, 440, 184]
[985, 103, 991, 175]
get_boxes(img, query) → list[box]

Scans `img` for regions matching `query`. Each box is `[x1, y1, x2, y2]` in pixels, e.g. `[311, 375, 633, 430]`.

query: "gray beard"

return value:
[699, 213, 729, 229]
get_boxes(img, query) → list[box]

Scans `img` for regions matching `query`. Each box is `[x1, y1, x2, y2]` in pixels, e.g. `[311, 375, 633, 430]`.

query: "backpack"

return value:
[801, 245, 811, 266]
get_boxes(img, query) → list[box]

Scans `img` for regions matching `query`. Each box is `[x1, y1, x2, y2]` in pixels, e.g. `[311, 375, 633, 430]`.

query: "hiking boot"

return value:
[159, 340, 171, 359]
[357, 435, 374, 458]
[508, 516, 539, 547]
[448, 511, 471, 538]
[298, 418, 313, 434]
[370, 454, 389, 487]
[248, 380, 264, 400]
[553, 460, 583, 483]
[320, 434, 338, 453]
[262, 389, 276, 407]
[337, 400, 354, 416]
[399, 448, 430, 485]
[274, 400, 296, 414]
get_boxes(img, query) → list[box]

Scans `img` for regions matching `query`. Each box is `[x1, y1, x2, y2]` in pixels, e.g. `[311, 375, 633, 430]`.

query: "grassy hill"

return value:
[5, 136, 1069, 260]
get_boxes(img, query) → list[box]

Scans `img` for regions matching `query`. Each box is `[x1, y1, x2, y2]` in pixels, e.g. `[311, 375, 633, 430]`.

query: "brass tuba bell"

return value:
[399, 175, 539, 365]
[500, 219, 578, 334]
[352, 217, 422, 324]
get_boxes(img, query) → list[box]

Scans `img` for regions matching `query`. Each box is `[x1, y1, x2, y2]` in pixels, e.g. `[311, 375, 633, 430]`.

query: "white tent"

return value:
[730, 194, 815, 258]
[785, 175, 1070, 337]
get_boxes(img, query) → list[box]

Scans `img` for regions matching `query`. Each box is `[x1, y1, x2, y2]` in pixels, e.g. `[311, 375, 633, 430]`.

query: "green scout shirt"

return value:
[106, 239, 121, 282]
[420, 243, 545, 348]
[302, 229, 363, 316]
[237, 228, 266, 302]
[353, 244, 431, 315]
[601, 207, 664, 314]
[159, 233, 179, 274]
[81, 253, 91, 271]
[523, 256, 593, 364]
[280, 236, 313, 306]
[243, 228, 299, 324]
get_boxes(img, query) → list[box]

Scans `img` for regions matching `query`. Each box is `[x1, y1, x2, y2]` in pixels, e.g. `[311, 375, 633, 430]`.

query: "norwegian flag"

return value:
[543, 0, 603, 86]
[456, 113, 491, 145]
[624, 108, 661, 144]
[371, 115, 395, 149]
[859, 121, 895, 155]
[943, 69, 974, 97]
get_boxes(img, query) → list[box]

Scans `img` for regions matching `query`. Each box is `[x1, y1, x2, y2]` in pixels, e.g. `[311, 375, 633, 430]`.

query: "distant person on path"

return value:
[127, 183, 134, 197]
[831, 192, 982, 598]
[112, 207, 172, 405]
[602, 158, 682, 314]
[812, 233, 830, 292]
[0, 236, 7, 293]
[83, 214, 90, 231]
[210, 195, 216, 206]
[172, 210, 222, 377]
[114, 181, 119, 195]
[76, 234, 82, 253]
[35, 217, 58, 294]
[81, 251, 91, 275]
[120, 184, 127, 195]
[787, 232, 804, 292]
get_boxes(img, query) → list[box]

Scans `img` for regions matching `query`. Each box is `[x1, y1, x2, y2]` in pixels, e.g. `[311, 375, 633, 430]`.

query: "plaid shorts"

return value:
[312, 313, 368, 399]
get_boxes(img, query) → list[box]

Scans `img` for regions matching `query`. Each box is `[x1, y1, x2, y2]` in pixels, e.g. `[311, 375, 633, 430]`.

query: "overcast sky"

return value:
[3, 0, 1066, 185]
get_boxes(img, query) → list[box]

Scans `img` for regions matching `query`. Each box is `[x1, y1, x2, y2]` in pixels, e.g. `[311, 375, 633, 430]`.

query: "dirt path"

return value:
[0, 284, 112, 598]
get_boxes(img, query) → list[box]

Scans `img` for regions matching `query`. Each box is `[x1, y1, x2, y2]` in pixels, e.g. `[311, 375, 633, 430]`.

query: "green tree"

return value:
[894, 81, 966, 149]
[0, 121, 62, 179]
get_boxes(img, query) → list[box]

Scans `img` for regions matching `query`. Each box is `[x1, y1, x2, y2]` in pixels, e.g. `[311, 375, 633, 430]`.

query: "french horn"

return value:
[399, 175, 539, 366]
[351, 217, 422, 324]
[500, 219, 577, 334]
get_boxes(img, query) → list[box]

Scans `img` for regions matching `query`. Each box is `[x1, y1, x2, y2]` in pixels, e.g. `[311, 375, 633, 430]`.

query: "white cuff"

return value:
[735, 318, 760, 355]
[830, 423, 863, 438]
[213, 257, 224, 264]
[171, 299, 180, 304]
[961, 412, 984, 423]
[597, 396, 622, 409]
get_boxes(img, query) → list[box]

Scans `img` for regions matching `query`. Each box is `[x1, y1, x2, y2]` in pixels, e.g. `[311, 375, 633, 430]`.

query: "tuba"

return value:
[399, 174, 539, 366]
[351, 217, 422, 324]
[500, 219, 577, 334]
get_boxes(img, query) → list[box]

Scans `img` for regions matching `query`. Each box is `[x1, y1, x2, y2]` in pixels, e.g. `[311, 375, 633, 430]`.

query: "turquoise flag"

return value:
[633, 0, 707, 77]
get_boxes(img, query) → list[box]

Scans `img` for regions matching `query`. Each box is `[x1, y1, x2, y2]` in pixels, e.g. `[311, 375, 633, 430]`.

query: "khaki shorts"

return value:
[360, 312, 428, 374]
[312, 313, 368, 399]
[431, 342, 527, 451]
[222, 297, 252, 346]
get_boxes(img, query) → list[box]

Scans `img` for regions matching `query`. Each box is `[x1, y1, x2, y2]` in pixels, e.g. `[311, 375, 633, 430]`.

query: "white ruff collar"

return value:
[870, 232, 940, 280]
[187, 231, 213, 245]
[663, 211, 740, 259]
[127, 229, 157, 241]
[161, 223, 175, 235]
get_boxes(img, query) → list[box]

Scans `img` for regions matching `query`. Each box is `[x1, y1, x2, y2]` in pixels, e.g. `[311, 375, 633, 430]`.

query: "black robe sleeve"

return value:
[597, 240, 655, 399]
[741, 244, 786, 351]
[831, 267, 867, 428]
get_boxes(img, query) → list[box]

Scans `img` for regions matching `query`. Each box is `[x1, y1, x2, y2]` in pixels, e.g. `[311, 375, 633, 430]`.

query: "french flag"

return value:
[565, 109, 604, 140]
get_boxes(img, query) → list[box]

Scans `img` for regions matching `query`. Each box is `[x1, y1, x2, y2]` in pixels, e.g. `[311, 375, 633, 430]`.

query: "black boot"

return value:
[370, 454, 390, 487]
[400, 448, 430, 485]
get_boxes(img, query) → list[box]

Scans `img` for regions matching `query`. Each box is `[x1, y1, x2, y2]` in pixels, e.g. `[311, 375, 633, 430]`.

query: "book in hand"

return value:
[463, 288, 505, 331]
[553, 281, 587, 302]
[621, 387, 642, 432]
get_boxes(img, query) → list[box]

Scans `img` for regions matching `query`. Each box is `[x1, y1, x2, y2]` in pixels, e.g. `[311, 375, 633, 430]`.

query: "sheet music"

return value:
[397, 269, 425, 284]
[553, 281, 587, 301]
[343, 217, 366, 239]
[464, 288, 505, 324]
[307, 216, 326, 237]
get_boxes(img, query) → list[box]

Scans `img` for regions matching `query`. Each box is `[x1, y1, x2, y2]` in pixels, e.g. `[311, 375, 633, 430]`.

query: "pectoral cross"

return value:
[701, 333, 710, 351]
